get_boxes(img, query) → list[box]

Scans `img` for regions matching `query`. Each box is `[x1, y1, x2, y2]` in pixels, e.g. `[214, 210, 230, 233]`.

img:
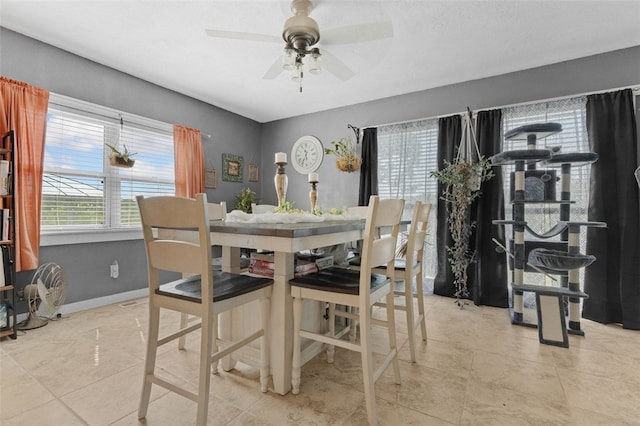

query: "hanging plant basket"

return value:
[109, 155, 135, 168]
[336, 155, 362, 173]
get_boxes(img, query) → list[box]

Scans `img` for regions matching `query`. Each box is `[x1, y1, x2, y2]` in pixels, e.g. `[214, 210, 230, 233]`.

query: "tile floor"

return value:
[1, 294, 640, 425]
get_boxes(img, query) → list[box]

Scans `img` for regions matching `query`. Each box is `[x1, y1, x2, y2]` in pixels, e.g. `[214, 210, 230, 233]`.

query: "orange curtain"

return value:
[0, 77, 49, 271]
[173, 124, 205, 197]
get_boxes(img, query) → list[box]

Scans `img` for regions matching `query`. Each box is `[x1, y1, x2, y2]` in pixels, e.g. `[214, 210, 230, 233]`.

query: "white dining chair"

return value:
[290, 195, 404, 426]
[373, 201, 432, 362]
[251, 203, 277, 214]
[136, 193, 273, 425]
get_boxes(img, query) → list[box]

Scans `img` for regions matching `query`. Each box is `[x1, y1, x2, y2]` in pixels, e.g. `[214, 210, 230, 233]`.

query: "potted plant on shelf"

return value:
[324, 137, 362, 173]
[106, 143, 137, 168]
[431, 110, 494, 307]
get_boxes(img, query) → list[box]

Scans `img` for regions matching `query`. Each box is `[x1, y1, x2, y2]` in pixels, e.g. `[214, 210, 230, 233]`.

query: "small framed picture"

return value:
[222, 154, 243, 183]
[248, 164, 259, 182]
[205, 168, 217, 189]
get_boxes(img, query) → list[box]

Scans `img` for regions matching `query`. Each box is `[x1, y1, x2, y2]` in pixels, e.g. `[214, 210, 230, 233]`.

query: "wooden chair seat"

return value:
[158, 271, 272, 303]
[290, 268, 388, 295]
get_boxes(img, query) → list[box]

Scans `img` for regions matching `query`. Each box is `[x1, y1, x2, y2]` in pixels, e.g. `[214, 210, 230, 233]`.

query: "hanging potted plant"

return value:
[106, 143, 137, 168]
[324, 137, 362, 173]
[431, 110, 494, 307]
[106, 117, 137, 168]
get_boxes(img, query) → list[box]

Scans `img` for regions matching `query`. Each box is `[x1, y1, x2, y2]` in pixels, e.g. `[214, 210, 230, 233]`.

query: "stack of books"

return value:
[248, 252, 319, 278]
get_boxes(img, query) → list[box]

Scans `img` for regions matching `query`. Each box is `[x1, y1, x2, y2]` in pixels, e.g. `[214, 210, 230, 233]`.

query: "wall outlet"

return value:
[110, 261, 119, 279]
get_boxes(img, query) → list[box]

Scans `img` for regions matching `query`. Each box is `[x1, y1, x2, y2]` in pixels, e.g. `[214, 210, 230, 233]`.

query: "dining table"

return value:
[209, 217, 366, 395]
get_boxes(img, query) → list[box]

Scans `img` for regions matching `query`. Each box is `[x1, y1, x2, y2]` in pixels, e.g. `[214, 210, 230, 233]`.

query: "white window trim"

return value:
[42, 93, 174, 245]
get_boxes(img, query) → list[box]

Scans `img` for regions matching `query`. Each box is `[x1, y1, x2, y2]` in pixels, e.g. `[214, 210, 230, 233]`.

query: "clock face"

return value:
[291, 135, 323, 174]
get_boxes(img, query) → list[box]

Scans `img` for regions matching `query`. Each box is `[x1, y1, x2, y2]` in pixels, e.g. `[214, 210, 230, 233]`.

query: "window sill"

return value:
[41, 228, 143, 246]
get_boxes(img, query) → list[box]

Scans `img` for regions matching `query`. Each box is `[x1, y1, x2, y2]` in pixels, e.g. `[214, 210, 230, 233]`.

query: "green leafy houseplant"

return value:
[106, 143, 137, 168]
[324, 137, 362, 173]
[232, 187, 258, 213]
[431, 156, 494, 306]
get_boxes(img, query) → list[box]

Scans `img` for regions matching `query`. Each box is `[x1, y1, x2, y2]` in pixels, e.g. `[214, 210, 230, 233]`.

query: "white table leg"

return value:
[271, 251, 294, 395]
[219, 245, 241, 371]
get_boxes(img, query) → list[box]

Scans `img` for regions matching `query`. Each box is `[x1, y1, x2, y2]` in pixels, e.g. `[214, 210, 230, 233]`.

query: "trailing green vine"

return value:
[431, 157, 494, 307]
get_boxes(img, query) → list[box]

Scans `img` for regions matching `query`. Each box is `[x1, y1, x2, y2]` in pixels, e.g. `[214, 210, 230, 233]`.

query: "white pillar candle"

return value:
[275, 152, 287, 163]
[308, 172, 318, 182]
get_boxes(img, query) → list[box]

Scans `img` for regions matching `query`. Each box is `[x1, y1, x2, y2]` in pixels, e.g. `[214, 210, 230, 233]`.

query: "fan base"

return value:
[17, 314, 48, 330]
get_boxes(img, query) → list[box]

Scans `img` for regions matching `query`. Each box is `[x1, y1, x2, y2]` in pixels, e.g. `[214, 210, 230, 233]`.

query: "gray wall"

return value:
[260, 46, 640, 209]
[1, 26, 638, 311]
[1, 28, 262, 308]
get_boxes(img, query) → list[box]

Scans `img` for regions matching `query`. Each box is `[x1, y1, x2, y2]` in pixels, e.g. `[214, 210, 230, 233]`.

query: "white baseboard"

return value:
[16, 288, 148, 323]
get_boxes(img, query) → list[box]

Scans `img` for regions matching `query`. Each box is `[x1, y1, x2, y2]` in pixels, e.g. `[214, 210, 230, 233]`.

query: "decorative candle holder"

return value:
[309, 179, 318, 213]
[274, 161, 288, 207]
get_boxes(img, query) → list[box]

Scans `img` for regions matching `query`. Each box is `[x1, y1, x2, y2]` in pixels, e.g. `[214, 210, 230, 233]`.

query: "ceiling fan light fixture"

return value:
[291, 58, 303, 83]
[308, 48, 322, 74]
[282, 44, 296, 70]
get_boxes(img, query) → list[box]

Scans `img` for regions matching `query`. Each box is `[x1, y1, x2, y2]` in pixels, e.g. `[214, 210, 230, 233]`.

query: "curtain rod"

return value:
[361, 84, 640, 130]
[49, 93, 211, 139]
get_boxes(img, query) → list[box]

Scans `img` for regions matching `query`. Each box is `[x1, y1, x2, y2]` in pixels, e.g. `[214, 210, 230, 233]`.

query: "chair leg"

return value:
[348, 306, 358, 342]
[291, 293, 303, 395]
[211, 314, 219, 375]
[403, 276, 417, 363]
[259, 297, 270, 392]
[138, 304, 160, 419]
[327, 303, 336, 363]
[385, 291, 401, 385]
[195, 313, 214, 425]
[415, 270, 427, 341]
[178, 312, 188, 350]
[359, 312, 378, 426]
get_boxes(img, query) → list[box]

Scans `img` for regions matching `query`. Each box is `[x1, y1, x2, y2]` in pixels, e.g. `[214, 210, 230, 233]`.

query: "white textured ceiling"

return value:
[1, 1, 639, 123]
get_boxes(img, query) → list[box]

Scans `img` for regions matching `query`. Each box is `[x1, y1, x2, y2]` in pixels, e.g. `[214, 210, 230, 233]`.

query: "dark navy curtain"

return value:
[434, 115, 461, 297]
[468, 109, 508, 307]
[583, 89, 640, 329]
[358, 128, 378, 206]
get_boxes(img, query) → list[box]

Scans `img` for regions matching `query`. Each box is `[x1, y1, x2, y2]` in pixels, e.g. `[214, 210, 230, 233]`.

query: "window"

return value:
[42, 94, 175, 237]
[377, 119, 439, 285]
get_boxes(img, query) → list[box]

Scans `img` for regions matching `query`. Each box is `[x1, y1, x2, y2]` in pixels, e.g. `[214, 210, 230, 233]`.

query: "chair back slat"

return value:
[360, 196, 405, 295]
[208, 202, 227, 220]
[405, 202, 432, 264]
[137, 193, 213, 301]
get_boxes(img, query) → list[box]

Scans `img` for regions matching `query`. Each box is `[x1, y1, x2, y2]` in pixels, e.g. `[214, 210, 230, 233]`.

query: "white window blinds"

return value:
[42, 96, 175, 231]
[377, 119, 439, 281]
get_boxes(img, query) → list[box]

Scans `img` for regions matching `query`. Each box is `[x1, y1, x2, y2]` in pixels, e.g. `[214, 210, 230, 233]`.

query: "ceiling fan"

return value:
[206, 0, 393, 92]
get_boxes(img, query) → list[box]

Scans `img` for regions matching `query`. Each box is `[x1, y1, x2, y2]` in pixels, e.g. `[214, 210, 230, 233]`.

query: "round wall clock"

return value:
[291, 135, 324, 174]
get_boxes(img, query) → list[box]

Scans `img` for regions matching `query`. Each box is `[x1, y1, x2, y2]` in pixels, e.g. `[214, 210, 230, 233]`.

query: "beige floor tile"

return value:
[469, 349, 565, 403]
[2, 398, 87, 426]
[460, 380, 571, 425]
[2, 294, 639, 425]
[243, 374, 362, 425]
[558, 368, 640, 424]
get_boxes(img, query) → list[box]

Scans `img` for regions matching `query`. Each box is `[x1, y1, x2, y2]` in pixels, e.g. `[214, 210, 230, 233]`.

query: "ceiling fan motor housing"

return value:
[283, 2, 320, 52]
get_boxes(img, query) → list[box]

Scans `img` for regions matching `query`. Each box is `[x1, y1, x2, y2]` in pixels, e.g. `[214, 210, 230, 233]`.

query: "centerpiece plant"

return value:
[431, 111, 494, 307]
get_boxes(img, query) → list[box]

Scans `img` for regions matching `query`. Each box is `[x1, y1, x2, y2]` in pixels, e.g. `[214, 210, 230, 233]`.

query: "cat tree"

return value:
[491, 122, 605, 347]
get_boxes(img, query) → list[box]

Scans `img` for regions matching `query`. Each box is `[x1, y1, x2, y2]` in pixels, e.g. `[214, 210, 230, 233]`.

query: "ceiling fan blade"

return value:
[205, 29, 281, 43]
[263, 56, 284, 80]
[320, 49, 354, 81]
[322, 21, 394, 45]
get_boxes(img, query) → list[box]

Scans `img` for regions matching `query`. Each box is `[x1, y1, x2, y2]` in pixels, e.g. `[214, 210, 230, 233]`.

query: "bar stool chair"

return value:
[373, 201, 432, 362]
[136, 194, 273, 425]
[290, 196, 405, 426]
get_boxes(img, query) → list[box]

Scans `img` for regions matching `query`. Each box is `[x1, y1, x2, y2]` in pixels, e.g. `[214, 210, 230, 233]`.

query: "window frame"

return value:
[42, 94, 175, 246]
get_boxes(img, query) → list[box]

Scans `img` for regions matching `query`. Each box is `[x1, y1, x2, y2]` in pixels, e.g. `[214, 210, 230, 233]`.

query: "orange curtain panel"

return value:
[173, 124, 205, 197]
[0, 77, 49, 271]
